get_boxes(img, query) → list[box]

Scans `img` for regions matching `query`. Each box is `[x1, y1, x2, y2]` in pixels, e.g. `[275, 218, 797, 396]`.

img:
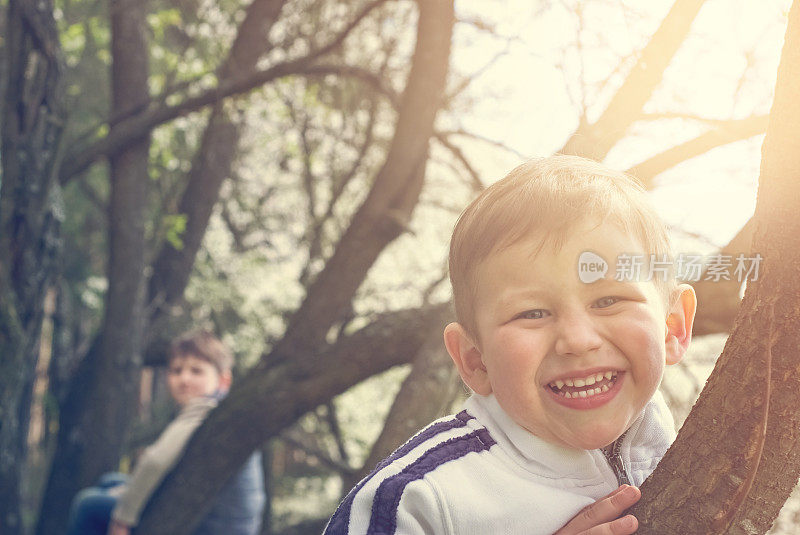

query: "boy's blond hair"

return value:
[449, 154, 678, 338]
[169, 330, 234, 373]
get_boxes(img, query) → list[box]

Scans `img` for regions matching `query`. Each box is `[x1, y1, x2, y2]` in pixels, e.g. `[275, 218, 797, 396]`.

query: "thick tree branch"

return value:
[62, 62, 395, 187]
[689, 217, 756, 336]
[624, 114, 766, 336]
[627, 115, 768, 188]
[135, 303, 452, 534]
[267, 0, 453, 370]
[561, 0, 707, 159]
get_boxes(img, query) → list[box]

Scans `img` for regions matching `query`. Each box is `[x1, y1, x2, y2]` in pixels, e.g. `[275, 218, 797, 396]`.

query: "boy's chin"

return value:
[564, 428, 626, 451]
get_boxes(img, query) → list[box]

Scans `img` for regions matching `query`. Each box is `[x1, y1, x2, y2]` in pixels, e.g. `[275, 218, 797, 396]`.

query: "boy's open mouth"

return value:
[547, 371, 620, 399]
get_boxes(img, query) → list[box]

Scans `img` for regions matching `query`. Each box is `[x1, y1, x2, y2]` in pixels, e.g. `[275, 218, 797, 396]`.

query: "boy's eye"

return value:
[517, 309, 549, 320]
[594, 296, 621, 308]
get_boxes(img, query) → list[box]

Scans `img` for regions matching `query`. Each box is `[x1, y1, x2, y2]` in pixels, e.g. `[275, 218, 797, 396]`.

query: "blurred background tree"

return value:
[0, 0, 794, 534]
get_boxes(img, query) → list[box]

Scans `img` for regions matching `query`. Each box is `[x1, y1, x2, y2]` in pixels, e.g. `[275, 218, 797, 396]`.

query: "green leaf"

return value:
[164, 214, 188, 250]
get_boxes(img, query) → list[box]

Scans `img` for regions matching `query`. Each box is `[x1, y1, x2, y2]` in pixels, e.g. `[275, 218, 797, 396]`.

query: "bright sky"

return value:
[450, 0, 791, 249]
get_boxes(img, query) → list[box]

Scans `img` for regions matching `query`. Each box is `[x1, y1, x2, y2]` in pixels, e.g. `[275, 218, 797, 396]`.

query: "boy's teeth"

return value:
[548, 371, 618, 397]
[563, 386, 608, 399]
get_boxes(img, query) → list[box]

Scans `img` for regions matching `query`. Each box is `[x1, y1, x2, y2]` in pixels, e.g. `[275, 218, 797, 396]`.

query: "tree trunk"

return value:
[0, 0, 65, 532]
[34, 0, 151, 531]
[133, 5, 454, 530]
[629, 1, 800, 532]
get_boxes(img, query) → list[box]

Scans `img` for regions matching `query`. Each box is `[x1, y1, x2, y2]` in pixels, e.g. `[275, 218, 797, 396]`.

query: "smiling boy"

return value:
[454, 220, 686, 454]
[324, 155, 696, 535]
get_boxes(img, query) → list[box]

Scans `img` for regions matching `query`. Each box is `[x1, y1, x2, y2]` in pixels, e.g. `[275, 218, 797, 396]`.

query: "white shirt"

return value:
[325, 390, 675, 535]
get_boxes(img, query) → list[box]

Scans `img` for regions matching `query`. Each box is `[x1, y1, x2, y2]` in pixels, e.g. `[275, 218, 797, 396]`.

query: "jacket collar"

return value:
[463, 390, 675, 485]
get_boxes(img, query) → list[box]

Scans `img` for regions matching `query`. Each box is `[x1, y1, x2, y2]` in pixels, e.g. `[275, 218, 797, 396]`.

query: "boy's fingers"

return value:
[582, 514, 639, 535]
[555, 485, 641, 535]
[583, 484, 639, 520]
[608, 485, 641, 511]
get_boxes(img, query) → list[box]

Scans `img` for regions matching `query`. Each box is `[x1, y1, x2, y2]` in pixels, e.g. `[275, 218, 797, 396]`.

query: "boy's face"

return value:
[167, 354, 223, 407]
[446, 220, 695, 450]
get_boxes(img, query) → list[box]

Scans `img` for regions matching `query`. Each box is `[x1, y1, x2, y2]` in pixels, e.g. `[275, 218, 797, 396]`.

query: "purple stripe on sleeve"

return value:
[323, 411, 474, 535]
[367, 428, 496, 535]
[378, 411, 473, 471]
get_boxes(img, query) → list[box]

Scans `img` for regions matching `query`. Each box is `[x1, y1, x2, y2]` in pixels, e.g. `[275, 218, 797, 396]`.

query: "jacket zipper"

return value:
[601, 430, 631, 486]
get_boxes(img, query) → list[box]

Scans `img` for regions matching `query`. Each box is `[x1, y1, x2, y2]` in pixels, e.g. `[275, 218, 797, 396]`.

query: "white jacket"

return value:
[325, 390, 676, 535]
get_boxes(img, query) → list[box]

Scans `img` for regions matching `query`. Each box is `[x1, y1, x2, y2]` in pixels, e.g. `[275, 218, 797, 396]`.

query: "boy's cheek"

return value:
[610, 315, 662, 349]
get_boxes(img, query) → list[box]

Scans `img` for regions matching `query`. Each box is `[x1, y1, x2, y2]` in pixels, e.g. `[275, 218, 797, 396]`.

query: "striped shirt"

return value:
[324, 391, 675, 535]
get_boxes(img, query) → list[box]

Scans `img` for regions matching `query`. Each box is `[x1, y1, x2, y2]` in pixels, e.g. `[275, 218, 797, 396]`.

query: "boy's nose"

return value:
[553, 312, 603, 357]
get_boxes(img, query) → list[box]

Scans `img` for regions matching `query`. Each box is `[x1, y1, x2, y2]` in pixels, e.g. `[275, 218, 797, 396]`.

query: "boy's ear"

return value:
[664, 284, 697, 366]
[443, 322, 492, 395]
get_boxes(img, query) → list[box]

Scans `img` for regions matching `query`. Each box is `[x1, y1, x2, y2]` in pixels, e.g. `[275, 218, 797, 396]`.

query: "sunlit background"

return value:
[173, 0, 800, 529]
[14, 0, 800, 532]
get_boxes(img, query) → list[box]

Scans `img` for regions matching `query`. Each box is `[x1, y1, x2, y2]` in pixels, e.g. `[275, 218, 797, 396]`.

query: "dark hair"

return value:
[169, 330, 234, 373]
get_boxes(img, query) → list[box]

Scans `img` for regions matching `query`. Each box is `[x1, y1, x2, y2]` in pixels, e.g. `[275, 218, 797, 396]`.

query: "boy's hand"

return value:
[554, 485, 641, 534]
[107, 520, 131, 535]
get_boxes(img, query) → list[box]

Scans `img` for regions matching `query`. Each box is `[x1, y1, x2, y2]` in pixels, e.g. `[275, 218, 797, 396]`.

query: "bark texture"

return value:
[629, 2, 800, 532]
[0, 0, 65, 532]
